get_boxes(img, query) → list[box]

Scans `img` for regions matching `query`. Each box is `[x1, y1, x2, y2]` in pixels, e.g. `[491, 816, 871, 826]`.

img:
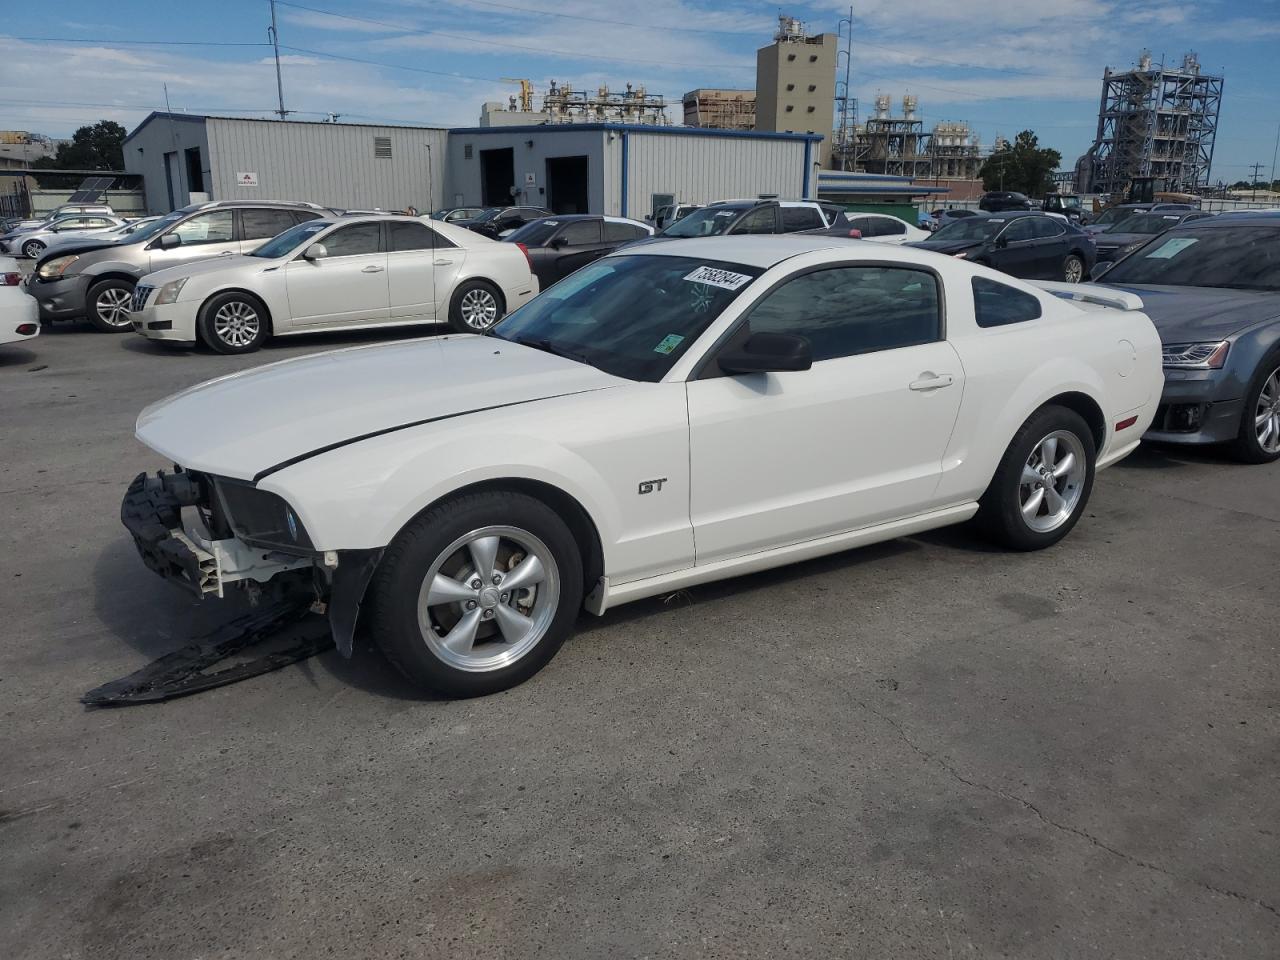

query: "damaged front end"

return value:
[120, 470, 380, 655]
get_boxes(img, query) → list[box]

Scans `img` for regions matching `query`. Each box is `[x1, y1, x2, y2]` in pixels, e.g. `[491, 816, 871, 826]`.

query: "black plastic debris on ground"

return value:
[81, 601, 333, 707]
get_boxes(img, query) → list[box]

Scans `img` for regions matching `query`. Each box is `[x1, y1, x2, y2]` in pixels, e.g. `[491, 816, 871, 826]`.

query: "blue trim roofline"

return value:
[450, 123, 824, 143]
[802, 140, 812, 199]
[620, 131, 630, 218]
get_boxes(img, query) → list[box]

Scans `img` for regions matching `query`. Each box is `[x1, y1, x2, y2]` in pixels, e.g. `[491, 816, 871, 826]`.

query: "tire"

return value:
[447, 279, 504, 334]
[976, 405, 1096, 551]
[1229, 355, 1280, 464]
[1062, 253, 1085, 283]
[21, 239, 44, 259]
[197, 291, 269, 354]
[86, 279, 136, 333]
[367, 490, 584, 697]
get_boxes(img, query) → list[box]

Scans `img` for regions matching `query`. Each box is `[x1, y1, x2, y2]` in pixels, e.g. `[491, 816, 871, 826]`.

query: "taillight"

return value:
[16, 323, 37, 336]
[516, 242, 534, 272]
[1, 272, 20, 286]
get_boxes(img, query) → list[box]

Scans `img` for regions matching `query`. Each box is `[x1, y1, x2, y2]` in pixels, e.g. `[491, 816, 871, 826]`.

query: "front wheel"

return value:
[21, 239, 45, 259]
[448, 280, 504, 334]
[976, 405, 1096, 551]
[1062, 253, 1085, 283]
[86, 279, 135, 332]
[197, 291, 269, 354]
[367, 490, 584, 697]
[1230, 358, 1280, 464]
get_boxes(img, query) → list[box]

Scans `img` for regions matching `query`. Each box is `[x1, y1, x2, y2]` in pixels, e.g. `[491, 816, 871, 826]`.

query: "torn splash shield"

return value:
[81, 601, 333, 707]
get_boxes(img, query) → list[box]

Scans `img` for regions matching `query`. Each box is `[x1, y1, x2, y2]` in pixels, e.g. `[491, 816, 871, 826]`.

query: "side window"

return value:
[1032, 218, 1065, 239]
[604, 221, 640, 242]
[847, 216, 872, 236]
[781, 207, 823, 231]
[170, 210, 234, 245]
[1002, 219, 1036, 242]
[972, 277, 1043, 328]
[321, 223, 382, 257]
[743, 266, 941, 362]
[241, 209, 298, 241]
[559, 220, 601, 245]
[293, 211, 323, 224]
[878, 217, 907, 236]
[731, 207, 777, 235]
[388, 221, 454, 251]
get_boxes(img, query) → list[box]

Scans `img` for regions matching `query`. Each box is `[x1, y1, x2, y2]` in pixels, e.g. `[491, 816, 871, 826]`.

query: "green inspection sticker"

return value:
[654, 334, 685, 355]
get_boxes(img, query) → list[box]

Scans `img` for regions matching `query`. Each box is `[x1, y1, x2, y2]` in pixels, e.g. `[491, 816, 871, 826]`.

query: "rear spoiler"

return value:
[1033, 281, 1144, 312]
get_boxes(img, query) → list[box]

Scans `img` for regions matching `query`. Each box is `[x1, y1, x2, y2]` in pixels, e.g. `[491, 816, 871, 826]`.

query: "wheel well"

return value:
[1042, 391, 1105, 450]
[199, 288, 273, 332]
[87, 272, 138, 289]
[422, 478, 604, 592]
[456, 277, 506, 312]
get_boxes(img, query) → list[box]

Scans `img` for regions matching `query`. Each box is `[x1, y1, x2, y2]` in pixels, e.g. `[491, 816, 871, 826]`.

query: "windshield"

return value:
[470, 208, 504, 223]
[931, 218, 1005, 243]
[1092, 208, 1128, 227]
[1110, 214, 1181, 235]
[123, 215, 177, 242]
[504, 220, 560, 245]
[491, 254, 763, 381]
[660, 206, 748, 238]
[249, 219, 332, 258]
[1100, 226, 1280, 290]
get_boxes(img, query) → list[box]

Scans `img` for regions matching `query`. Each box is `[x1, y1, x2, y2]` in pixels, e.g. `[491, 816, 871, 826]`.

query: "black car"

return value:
[1093, 213, 1280, 462]
[649, 199, 841, 241]
[1093, 210, 1214, 266]
[979, 191, 1034, 212]
[466, 206, 553, 240]
[908, 212, 1096, 283]
[503, 215, 652, 288]
[1084, 202, 1197, 236]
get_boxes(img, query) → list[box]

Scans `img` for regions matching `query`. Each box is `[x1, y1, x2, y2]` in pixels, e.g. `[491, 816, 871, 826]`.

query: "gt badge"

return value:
[638, 478, 667, 495]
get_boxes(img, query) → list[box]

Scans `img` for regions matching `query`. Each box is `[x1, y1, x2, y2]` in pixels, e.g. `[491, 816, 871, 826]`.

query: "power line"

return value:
[280, 45, 505, 84]
[8, 36, 271, 47]
[271, 1, 748, 69]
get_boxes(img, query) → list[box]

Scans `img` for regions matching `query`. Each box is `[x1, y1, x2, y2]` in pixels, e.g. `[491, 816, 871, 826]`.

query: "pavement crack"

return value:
[855, 698, 1280, 921]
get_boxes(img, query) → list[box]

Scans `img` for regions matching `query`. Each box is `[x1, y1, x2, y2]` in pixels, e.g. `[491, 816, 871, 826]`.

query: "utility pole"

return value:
[1250, 161, 1265, 202]
[834, 6, 854, 171]
[268, 0, 290, 120]
[1270, 122, 1279, 194]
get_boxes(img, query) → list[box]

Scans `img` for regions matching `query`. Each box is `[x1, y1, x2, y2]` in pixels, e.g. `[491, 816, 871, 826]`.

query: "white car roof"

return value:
[615, 234, 946, 269]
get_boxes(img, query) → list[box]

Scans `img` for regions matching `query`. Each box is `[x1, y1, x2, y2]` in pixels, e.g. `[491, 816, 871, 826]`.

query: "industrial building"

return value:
[1075, 51, 1223, 196]
[444, 123, 821, 219]
[682, 89, 757, 131]
[929, 121, 983, 179]
[479, 81, 669, 128]
[122, 113, 448, 213]
[755, 16, 838, 165]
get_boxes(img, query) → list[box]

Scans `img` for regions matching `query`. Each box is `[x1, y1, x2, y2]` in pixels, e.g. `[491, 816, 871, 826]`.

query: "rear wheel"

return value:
[197, 291, 269, 354]
[86, 279, 135, 332]
[977, 405, 1096, 550]
[448, 280, 504, 334]
[1230, 358, 1280, 464]
[21, 238, 44, 259]
[1062, 253, 1085, 283]
[367, 490, 583, 697]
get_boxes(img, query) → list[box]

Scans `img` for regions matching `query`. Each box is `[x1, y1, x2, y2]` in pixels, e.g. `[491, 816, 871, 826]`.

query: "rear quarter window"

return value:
[972, 277, 1043, 327]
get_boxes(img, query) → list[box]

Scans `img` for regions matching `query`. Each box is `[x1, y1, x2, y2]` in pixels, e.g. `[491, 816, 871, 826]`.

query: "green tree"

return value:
[52, 120, 127, 170]
[979, 130, 1062, 196]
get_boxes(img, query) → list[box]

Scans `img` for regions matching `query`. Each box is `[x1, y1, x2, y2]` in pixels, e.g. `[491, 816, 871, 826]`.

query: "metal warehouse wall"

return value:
[205, 118, 448, 211]
[122, 116, 210, 214]
[444, 128, 607, 212]
[619, 132, 812, 218]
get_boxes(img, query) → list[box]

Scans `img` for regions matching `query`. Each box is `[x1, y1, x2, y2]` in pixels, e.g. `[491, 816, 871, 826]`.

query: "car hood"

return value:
[1095, 231, 1154, 249]
[136, 335, 625, 481]
[36, 238, 142, 264]
[907, 238, 982, 255]
[1091, 283, 1280, 340]
[143, 254, 265, 287]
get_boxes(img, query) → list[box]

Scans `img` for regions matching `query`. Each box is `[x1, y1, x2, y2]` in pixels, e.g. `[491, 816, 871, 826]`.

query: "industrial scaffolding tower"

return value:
[1081, 51, 1223, 196]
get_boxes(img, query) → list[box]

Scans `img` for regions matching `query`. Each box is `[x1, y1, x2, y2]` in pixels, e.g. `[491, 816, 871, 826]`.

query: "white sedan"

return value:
[0, 256, 39, 346]
[837, 213, 932, 244]
[122, 237, 1162, 697]
[129, 215, 539, 353]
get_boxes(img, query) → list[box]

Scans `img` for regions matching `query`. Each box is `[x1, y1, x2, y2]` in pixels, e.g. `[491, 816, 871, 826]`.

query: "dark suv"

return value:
[909, 211, 1096, 282]
[650, 199, 841, 240]
[465, 206, 553, 240]
[979, 191, 1035, 213]
[30, 200, 334, 331]
[503, 215, 652, 288]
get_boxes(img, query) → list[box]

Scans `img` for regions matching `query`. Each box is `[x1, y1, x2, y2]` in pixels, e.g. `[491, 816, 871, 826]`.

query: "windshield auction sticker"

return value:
[684, 266, 753, 290]
[653, 334, 685, 355]
[1145, 237, 1198, 259]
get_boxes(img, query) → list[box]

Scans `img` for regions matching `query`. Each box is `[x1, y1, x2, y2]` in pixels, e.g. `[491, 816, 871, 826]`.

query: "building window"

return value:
[807, 105, 815, 113]
[809, 54, 818, 62]
[786, 83, 795, 91]
[808, 84, 816, 92]
[464, 143, 473, 160]
[785, 105, 794, 112]
[787, 53, 796, 61]
[374, 136, 392, 159]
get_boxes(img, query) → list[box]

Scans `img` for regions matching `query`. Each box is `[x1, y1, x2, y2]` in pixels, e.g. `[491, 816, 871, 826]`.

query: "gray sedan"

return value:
[1094, 212, 1280, 462]
[1, 214, 127, 259]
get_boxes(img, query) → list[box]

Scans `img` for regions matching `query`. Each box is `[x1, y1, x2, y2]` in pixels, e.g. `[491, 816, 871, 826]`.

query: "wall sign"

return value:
[236, 171, 259, 187]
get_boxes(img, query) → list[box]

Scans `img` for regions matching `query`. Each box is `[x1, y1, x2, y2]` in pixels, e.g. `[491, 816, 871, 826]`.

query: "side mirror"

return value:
[303, 242, 328, 261]
[847, 228, 863, 239]
[995, 235, 1009, 248]
[156, 233, 181, 249]
[1089, 261, 1112, 281]
[717, 332, 813, 375]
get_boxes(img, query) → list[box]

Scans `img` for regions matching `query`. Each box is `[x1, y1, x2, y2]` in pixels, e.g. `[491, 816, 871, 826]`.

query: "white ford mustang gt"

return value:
[122, 236, 1163, 697]
[128, 215, 539, 352]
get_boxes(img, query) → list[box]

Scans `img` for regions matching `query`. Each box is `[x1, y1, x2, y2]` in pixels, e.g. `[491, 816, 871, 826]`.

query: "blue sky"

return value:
[2, 0, 1278, 182]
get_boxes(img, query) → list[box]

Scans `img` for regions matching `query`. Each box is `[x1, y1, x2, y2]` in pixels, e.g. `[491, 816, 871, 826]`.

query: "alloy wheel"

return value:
[1019, 430, 1087, 533]
[416, 525, 560, 672]
[459, 288, 498, 330]
[95, 287, 133, 327]
[213, 300, 261, 348]
[1063, 256, 1084, 283]
[1254, 367, 1280, 454]
[22, 240, 44, 259]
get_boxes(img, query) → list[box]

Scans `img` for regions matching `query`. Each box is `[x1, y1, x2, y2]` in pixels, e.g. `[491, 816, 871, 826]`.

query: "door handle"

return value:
[433, 259, 456, 266]
[361, 265, 385, 273]
[909, 373, 954, 391]
[217, 250, 233, 256]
